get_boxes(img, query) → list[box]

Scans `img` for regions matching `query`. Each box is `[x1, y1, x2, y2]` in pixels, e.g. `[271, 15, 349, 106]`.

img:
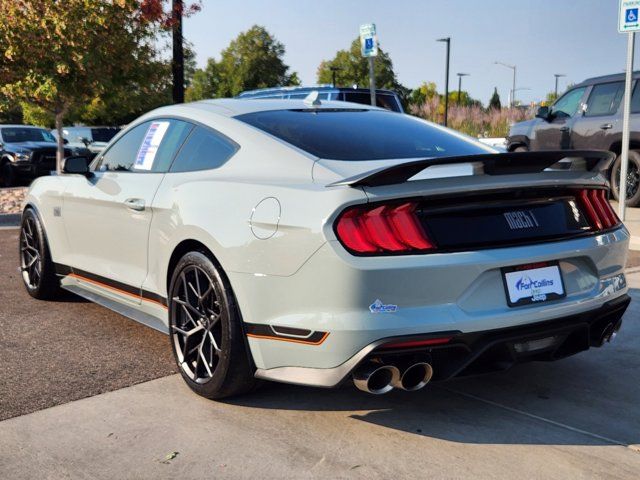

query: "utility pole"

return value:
[457, 73, 469, 105]
[329, 66, 342, 87]
[437, 37, 451, 126]
[554, 73, 566, 98]
[172, 0, 184, 104]
[495, 61, 516, 107]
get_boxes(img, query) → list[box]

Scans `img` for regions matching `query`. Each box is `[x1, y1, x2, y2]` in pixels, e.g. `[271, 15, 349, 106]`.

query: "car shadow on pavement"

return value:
[227, 288, 639, 447]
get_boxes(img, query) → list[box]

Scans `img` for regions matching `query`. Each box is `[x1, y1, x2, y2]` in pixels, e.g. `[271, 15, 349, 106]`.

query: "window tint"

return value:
[585, 82, 624, 117]
[170, 126, 239, 172]
[631, 81, 640, 113]
[1, 127, 55, 143]
[97, 119, 192, 173]
[236, 109, 488, 161]
[551, 87, 586, 117]
[342, 92, 402, 112]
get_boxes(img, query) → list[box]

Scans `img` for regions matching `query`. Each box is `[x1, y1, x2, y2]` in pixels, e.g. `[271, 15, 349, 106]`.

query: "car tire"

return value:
[168, 251, 258, 399]
[19, 208, 61, 300]
[611, 151, 640, 207]
[1, 161, 16, 188]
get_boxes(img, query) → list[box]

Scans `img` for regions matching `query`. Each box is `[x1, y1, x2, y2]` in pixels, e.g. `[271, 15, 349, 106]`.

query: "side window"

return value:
[631, 81, 640, 113]
[551, 87, 586, 117]
[96, 119, 192, 173]
[170, 126, 239, 173]
[585, 82, 624, 117]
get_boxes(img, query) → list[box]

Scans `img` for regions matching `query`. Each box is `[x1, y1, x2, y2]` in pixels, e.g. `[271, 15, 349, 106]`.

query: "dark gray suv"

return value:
[507, 72, 640, 206]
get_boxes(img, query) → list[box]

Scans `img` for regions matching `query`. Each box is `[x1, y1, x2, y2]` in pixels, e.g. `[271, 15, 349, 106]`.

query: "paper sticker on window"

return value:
[134, 121, 170, 170]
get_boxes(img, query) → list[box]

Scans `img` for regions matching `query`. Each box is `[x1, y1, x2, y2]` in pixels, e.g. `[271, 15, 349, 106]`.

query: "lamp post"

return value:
[554, 73, 566, 98]
[437, 37, 451, 126]
[494, 61, 517, 107]
[456, 73, 470, 105]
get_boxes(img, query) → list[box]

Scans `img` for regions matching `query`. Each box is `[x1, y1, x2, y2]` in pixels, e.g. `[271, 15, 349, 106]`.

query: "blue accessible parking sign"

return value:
[627, 8, 638, 23]
[619, 0, 640, 32]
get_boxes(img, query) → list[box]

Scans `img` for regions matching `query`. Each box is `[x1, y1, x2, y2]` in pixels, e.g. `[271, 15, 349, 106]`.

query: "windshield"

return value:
[91, 127, 121, 142]
[235, 109, 488, 160]
[1, 127, 56, 143]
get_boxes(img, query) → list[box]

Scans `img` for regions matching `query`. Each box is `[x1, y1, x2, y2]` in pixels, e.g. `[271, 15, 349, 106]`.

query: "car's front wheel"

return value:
[1, 161, 16, 188]
[19, 208, 60, 299]
[168, 251, 258, 399]
[611, 151, 640, 207]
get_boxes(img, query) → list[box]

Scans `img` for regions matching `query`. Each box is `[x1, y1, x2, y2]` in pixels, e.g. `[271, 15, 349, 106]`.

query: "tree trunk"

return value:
[55, 111, 64, 174]
[172, 0, 184, 104]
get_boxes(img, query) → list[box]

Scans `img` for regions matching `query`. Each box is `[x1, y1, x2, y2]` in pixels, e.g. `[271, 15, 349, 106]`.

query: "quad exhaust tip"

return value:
[393, 362, 433, 392]
[352, 362, 400, 395]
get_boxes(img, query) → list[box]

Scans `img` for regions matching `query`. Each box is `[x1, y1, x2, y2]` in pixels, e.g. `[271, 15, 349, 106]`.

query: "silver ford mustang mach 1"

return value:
[20, 98, 631, 398]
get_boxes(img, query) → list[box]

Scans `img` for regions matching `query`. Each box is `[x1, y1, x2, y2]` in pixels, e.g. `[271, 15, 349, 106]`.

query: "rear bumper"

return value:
[254, 294, 631, 387]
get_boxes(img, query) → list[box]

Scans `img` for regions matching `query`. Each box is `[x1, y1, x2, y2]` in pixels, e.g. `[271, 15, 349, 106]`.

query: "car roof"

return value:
[237, 85, 400, 97]
[575, 71, 640, 87]
[158, 98, 383, 119]
[0, 124, 47, 129]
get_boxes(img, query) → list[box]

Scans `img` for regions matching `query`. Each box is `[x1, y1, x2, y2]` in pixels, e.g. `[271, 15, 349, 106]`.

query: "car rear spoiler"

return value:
[327, 150, 615, 188]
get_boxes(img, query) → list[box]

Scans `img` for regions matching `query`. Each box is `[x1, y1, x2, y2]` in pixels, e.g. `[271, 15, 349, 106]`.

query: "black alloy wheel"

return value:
[168, 251, 257, 399]
[19, 209, 59, 299]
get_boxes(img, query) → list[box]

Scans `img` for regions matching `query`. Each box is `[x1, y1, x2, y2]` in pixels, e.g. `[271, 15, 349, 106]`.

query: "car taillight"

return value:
[335, 202, 435, 255]
[577, 189, 620, 231]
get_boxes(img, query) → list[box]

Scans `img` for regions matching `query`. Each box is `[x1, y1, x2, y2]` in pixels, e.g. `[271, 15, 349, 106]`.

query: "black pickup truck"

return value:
[507, 72, 640, 207]
[0, 125, 89, 187]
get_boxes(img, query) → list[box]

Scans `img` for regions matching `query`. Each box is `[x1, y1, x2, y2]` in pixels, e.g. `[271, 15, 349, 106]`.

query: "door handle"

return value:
[124, 198, 145, 211]
[600, 123, 613, 130]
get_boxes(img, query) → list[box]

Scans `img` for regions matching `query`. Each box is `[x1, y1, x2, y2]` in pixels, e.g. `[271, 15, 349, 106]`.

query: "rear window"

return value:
[235, 109, 487, 160]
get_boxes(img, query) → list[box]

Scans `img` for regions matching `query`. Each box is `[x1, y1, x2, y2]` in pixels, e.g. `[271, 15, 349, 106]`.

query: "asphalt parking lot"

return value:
[0, 227, 639, 478]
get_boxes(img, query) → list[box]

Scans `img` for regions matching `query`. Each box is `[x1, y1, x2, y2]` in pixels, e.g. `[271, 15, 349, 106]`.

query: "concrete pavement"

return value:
[0, 275, 638, 479]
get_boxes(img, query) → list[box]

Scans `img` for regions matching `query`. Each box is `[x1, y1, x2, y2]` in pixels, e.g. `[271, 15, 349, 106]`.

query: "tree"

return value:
[489, 87, 502, 110]
[317, 39, 409, 105]
[0, 1, 172, 171]
[409, 82, 439, 107]
[186, 26, 299, 101]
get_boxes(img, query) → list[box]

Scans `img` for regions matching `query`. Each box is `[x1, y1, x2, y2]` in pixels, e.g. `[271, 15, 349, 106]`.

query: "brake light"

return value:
[577, 189, 620, 231]
[335, 202, 435, 255]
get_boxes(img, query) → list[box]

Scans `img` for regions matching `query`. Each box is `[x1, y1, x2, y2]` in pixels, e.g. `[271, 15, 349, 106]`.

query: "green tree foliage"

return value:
[0, 0, 171, 170]
[544, 91, 559, 106]
[316, 39, 410, 105]
[489, 87, 502, 110]
[409, 82, 439, 107]
[186, 25, 299, 101]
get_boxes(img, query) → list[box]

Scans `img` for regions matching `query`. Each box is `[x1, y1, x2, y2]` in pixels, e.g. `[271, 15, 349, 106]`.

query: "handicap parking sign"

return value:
[359, 23, 378, 57]
[619, 0, 640, 32]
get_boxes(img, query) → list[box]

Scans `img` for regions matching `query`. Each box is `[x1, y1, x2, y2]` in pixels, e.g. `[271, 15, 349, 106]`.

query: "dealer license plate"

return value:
[502, 262, 566, 307]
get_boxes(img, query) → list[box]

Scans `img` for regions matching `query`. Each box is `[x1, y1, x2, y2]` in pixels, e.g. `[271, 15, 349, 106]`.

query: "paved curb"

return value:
[0, 214, 20, 228]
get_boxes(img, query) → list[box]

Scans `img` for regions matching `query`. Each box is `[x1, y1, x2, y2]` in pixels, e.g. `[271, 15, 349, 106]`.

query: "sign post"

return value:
[617, 0, 640, 220]
[360, 23, 378, 106]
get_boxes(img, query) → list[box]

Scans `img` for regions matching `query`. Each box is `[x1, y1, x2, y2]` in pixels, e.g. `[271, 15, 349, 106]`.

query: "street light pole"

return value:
[554, 73, 566, 98]
[437, 37, 451, 126]
[494, 61, 516, 107]
[457, 73, 469, 105]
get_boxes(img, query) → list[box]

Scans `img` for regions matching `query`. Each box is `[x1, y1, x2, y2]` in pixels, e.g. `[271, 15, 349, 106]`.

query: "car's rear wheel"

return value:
[19, 208, 60, 299]
[611, 151, 640, 207]
[168, 251, 257, 399]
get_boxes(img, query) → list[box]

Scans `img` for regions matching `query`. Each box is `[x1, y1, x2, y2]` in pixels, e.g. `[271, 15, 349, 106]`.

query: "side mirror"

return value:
[535, 106, 551, 120]
[63, 156, 92, 177]
[79, 137, 91, 146]
[62, 138, 69, 145]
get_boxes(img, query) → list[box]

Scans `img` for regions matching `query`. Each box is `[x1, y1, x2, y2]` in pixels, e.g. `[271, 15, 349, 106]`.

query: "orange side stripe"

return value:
[68, 273, 168, 310]
[246, 332, 329, 346]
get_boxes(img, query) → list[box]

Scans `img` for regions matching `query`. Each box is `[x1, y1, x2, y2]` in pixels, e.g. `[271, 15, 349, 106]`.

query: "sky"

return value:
[183, 0, 635, 106]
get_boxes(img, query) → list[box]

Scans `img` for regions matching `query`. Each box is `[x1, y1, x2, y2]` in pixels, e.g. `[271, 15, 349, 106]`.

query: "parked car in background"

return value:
[52, 126, 122, 160]
[237, 85, 404, 112]
[507, 72, 640, 206]
[0, 125, 84, 187]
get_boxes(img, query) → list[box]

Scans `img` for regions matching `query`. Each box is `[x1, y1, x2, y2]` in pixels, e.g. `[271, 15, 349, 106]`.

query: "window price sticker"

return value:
[134, 121, 170, 170]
